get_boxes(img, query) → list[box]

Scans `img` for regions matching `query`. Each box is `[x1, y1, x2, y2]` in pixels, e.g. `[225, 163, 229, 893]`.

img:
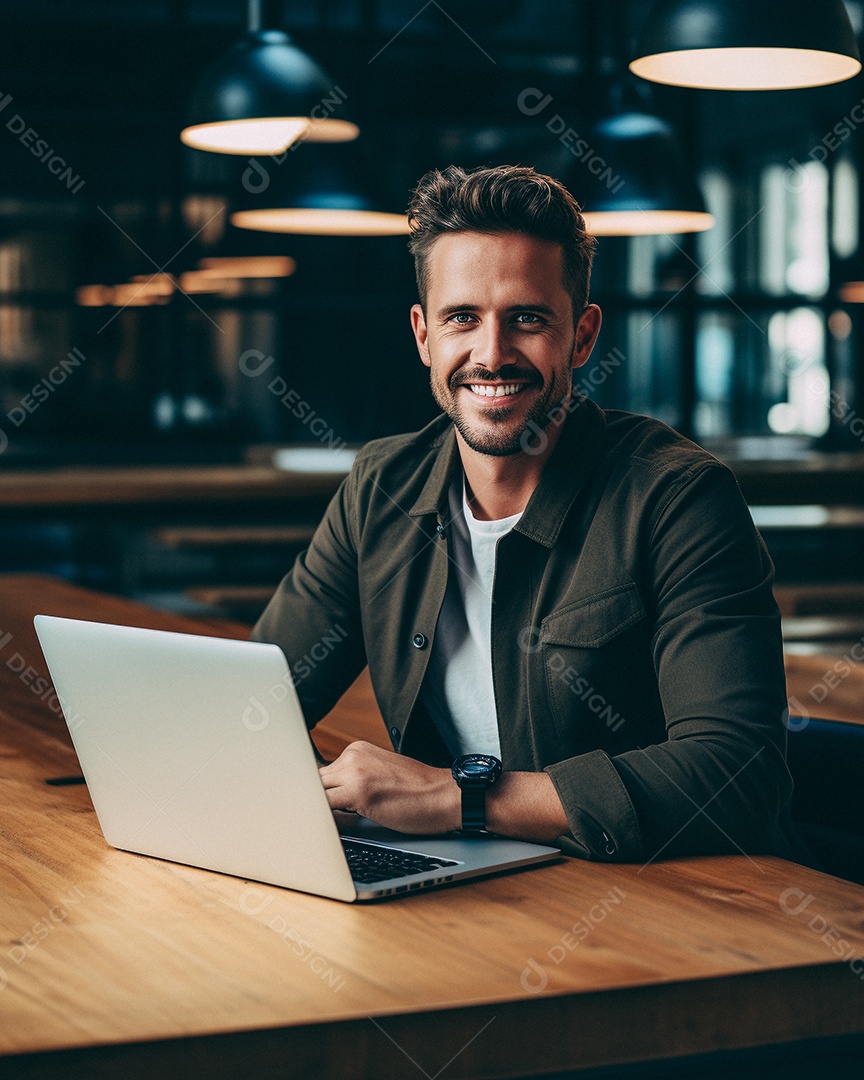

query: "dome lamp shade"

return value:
[230, 144, 409, 236]
[182, 29, 358, 155]
[574, 111, 715, 236]
[630, 0, 861, 90]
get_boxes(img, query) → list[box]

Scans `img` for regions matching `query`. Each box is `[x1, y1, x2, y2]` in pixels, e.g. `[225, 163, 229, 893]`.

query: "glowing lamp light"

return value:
[110, 283, 171, 307]
[182, 118, 310, 156]
[130, 274, 177, 297]
[75, 285, 112, 307]
[583, 209, 714, 236]
[231, 207, 409, 236]
[196, 255, 296, 277]
[632, 47, 861, 91]
[177, 271, 233, 294]
[181, 115, 358, 156]
[631, 0, 861, 90]
[77, 257, 296, 307]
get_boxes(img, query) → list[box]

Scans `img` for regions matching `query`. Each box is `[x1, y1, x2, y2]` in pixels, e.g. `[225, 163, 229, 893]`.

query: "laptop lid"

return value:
[35, 614, 358, 901]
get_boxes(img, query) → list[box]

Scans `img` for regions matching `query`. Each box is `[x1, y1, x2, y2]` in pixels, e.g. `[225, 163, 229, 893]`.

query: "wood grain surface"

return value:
[0, 465, 343, 509]
[785, 652, 864, 728]
[2, 575, 864, 1079]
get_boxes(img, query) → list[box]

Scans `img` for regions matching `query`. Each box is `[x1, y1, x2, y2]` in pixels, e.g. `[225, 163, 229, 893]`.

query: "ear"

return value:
[571, 304, 602, 371]
[411, 303, 431, 368]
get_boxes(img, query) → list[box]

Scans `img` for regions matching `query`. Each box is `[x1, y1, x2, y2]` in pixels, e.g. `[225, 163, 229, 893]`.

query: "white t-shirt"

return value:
[421, 474, 522, 758]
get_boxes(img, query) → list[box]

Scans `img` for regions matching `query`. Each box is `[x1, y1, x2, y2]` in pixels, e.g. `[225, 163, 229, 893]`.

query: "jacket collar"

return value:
[409, 415, 462, 519]
[409, 396, 607, 547]
[516, 394, 607, 548]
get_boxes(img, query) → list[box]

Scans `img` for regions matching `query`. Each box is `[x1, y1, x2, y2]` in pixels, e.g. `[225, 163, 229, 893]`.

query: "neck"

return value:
[457, 423, 562, 521]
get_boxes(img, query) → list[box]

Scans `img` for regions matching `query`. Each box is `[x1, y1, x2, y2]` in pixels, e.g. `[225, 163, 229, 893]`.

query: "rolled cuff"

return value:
[545, 750, 643, 860]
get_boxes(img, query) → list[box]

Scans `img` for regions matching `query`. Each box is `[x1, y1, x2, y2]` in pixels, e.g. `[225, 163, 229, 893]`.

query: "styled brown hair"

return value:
[407, 164, 597, 317]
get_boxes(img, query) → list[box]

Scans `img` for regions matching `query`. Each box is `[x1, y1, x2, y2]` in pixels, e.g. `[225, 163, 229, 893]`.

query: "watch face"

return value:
[453, 754, 502, 783]
[461, 755, 496, 775]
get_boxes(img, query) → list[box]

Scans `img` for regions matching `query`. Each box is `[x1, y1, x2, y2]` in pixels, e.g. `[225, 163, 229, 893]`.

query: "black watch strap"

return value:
[460, 780, 488, 832]
[452, 754, 502, 833]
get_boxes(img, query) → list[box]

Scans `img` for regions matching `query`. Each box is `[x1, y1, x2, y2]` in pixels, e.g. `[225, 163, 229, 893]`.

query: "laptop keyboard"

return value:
[342, 838, 460, 884]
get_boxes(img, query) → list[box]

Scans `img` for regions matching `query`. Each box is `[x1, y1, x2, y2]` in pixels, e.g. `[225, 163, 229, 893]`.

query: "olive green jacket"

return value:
[251, 398, 795, 863]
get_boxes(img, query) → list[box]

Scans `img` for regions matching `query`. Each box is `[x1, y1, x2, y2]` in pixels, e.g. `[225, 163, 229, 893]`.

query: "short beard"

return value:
[430, 368, 571, 457]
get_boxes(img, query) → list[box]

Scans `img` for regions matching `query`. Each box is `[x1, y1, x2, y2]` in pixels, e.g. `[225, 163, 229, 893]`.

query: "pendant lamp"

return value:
[574, 111, 715, 235]
[631, 0, 861, 90]
[181, 0, 358, 155]
[230, 143, 409, 236]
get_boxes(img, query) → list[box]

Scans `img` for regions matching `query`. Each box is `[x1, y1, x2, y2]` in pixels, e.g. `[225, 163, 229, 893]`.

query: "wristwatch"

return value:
[451, 754, 502, 833]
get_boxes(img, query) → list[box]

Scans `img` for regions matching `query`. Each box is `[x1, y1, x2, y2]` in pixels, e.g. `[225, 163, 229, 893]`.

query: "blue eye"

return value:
[515, 312, 542, 324]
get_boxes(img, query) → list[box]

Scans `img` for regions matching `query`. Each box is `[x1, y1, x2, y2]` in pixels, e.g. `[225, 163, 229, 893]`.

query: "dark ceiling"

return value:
[2, 0, 864, 208]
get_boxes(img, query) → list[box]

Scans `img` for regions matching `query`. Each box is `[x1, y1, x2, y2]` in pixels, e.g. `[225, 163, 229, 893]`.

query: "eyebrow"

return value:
[435, 302, 559, 320]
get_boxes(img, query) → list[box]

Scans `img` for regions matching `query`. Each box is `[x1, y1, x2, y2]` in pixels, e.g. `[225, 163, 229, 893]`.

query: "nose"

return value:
[471, 320, 514, 373]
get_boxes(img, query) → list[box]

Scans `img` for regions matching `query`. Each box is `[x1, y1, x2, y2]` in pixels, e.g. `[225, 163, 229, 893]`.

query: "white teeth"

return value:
[467, 383, 524, 398]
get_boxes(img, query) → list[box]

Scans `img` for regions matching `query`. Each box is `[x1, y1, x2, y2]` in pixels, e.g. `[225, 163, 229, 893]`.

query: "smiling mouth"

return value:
[463, 382, 530, 398]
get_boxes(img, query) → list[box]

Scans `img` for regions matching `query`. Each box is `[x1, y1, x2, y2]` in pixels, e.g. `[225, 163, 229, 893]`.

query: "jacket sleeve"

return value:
[545, 462, 793, 862]
[249, 466, 368, 729]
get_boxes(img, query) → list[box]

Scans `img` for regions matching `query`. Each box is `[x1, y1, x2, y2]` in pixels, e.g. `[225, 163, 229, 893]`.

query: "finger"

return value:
[318, 765, 340, 789]
[318, 754, 349, 782]
[324, 786, 359, 814]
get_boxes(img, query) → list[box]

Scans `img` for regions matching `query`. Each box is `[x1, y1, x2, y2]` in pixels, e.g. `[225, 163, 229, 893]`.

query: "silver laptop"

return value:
[34, 614, 560, 902]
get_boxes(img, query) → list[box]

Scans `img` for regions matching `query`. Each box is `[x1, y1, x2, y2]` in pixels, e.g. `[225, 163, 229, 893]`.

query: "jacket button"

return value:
[436, 523, 446, 536]
[412, 632, 427, 649]
[390, 726, 400, 746]
[601, 831, 617, 856]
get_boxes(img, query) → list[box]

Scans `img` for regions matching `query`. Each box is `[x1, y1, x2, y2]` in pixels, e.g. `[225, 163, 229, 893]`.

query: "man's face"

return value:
[410, 231, 601, 457]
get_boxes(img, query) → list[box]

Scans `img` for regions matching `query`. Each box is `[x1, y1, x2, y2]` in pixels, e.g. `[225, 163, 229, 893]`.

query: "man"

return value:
[251, 163, 796, 863]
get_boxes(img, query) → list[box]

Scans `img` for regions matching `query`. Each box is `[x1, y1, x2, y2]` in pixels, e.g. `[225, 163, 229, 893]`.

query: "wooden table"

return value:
[0, 464, 346, 511]
[2, 576, 864, 1079]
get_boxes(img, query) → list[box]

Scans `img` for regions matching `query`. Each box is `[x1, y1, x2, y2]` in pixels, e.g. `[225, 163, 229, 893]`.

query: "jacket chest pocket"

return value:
[539, 582, 653, 746]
